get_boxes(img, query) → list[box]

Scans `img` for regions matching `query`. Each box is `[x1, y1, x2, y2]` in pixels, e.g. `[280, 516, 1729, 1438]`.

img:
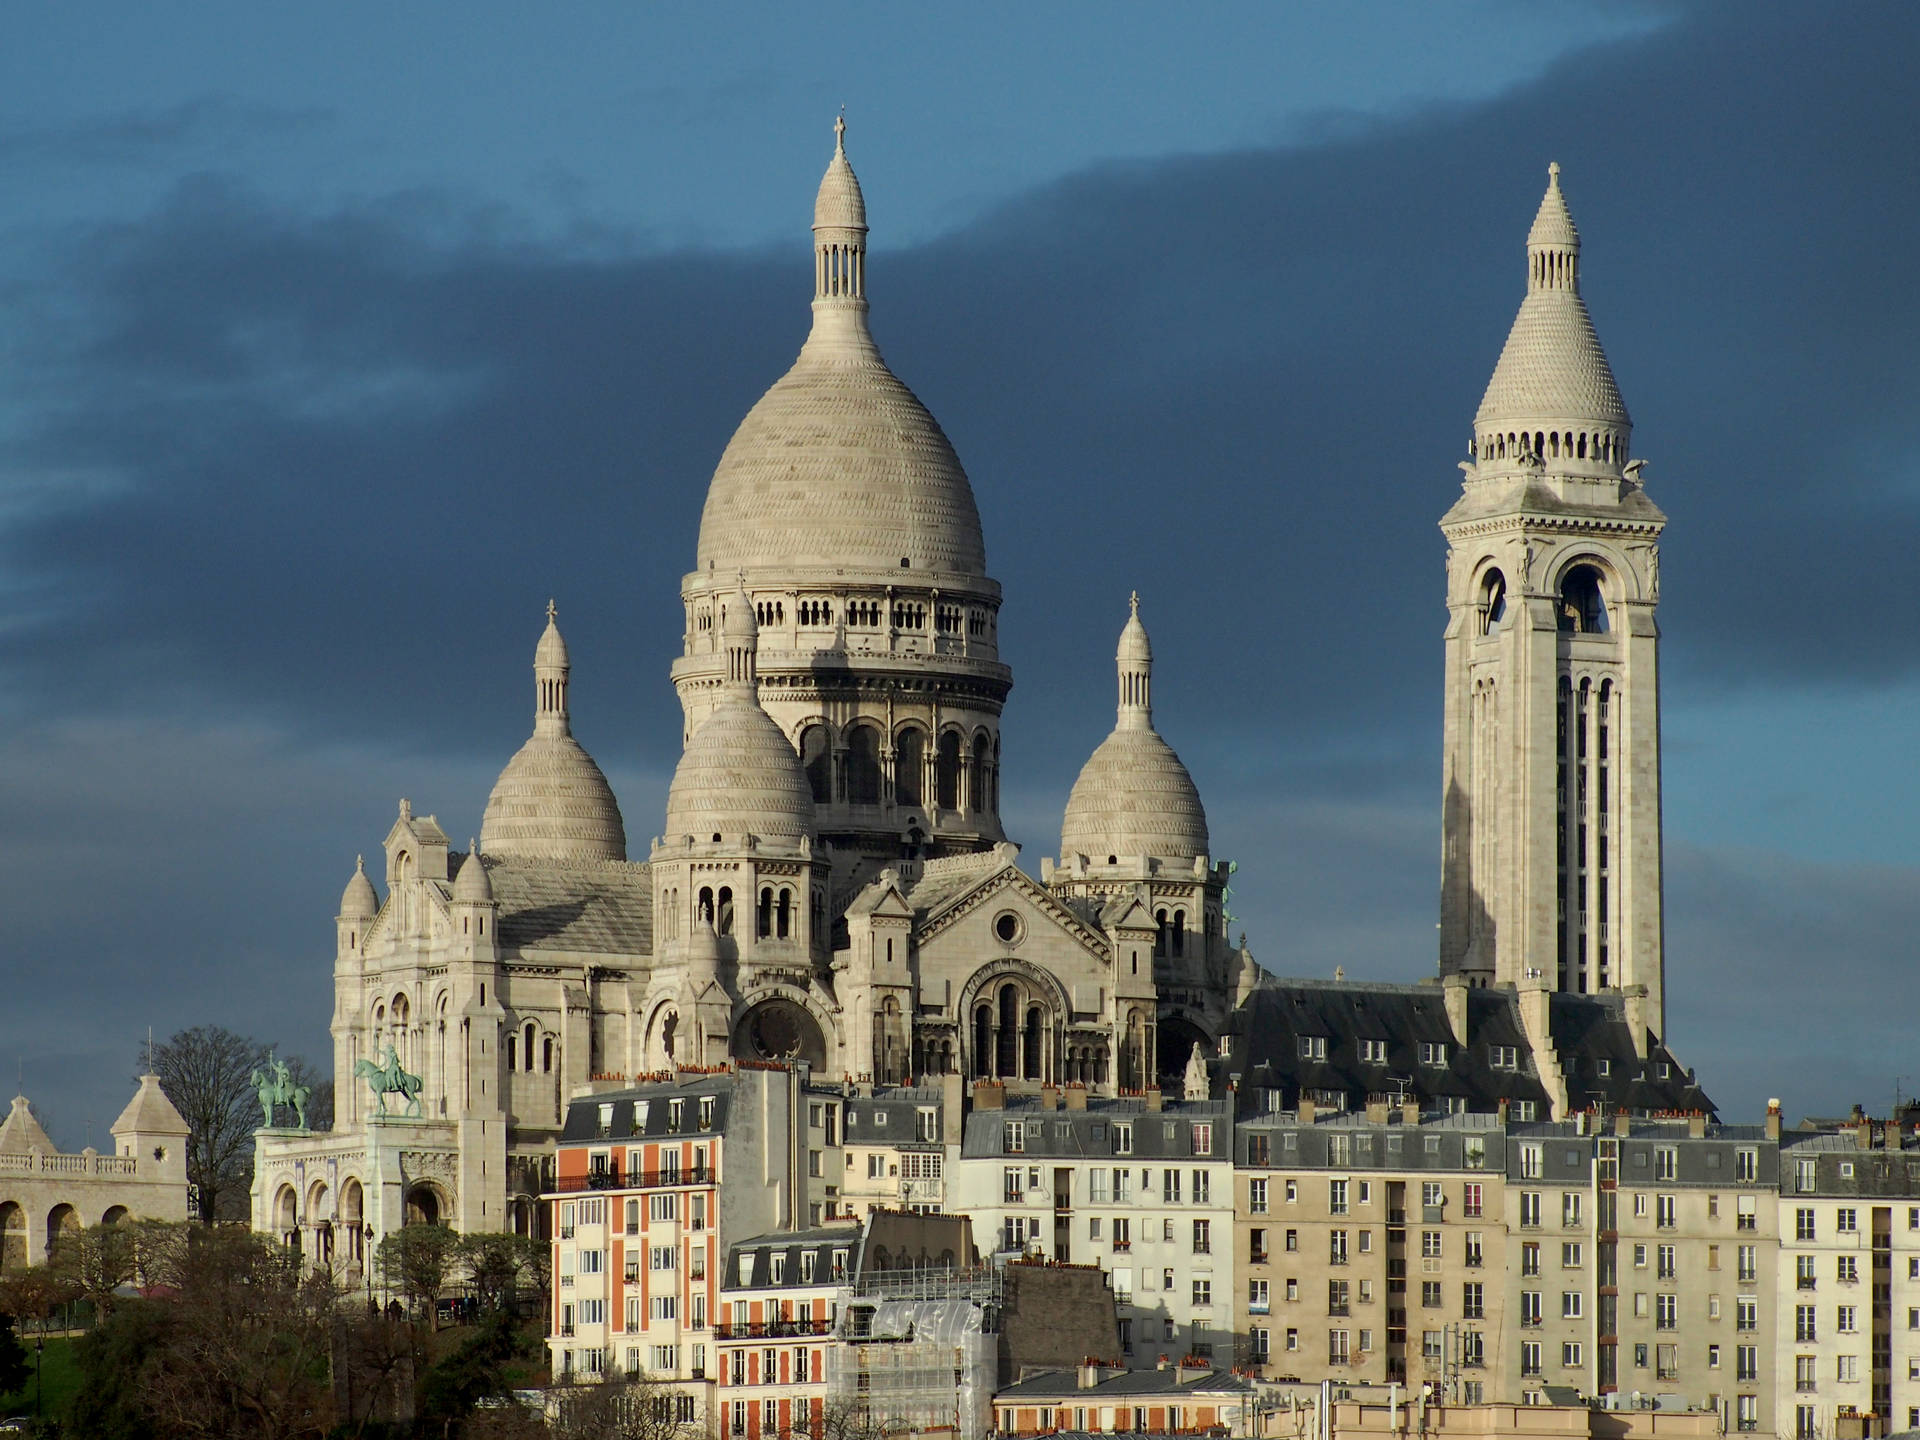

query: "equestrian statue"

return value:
[355, 1043, 425, 1118]
[250, 1053, 312, 1131]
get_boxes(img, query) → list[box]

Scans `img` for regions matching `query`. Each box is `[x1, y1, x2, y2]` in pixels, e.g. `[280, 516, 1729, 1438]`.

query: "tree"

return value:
[140, 1028, 333, 1222]
[47, 1221, 136, 1323]
[142, 1026, 270, 1223]
[0, 1314, 28, 1397]
[549, 1370, 702, 1440]
[377, 1225, 459, 1325]
[456, 1231, 545, 1316]
[68, 1225, 340, 1440]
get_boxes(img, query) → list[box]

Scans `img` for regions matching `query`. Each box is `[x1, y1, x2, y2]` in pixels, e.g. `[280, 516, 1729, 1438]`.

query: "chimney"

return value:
[1366, 1097, 1389, 1125]
[1064, 1086, 1088, 1111]
[1400, 1099, 1420, 1126]
[1688, 1113, 1707, 1139]
[1614, 1110, 1631, 1137]
[1039, 1085, 1060, 1111]
[1766, 1098, 1782, 1142]
[1622, 985, 1651, 1060]
[1079, 1361, 1101, 1390]
[974, 1081, 1005, 1111]
[1857, 1121, 1874, 1151]
[1442, 974, 1470, 1049]
[1299, 1095, 1317, 1126]
[1497, 1097, 1510, 1127]
[1145, 1089, 1164, 1113]
[1157, 1355, 1171, 1372]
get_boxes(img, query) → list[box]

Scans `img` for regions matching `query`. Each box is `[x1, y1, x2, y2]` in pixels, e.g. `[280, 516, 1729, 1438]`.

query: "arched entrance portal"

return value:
[404, 1184, 443, 1228]
[1156, 1015, 1211, 1091]
[733, 998, 827, 1069]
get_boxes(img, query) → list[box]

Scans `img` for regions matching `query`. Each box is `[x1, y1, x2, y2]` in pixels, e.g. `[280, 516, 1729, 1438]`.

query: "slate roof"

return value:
[997, 1368, 1251, 1400]
[474, 855, 654, 957]
[1218, 977, 1712, 1118]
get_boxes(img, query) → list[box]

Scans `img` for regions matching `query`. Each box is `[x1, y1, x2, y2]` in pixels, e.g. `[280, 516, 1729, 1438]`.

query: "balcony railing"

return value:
[713, 1318, 833, 1340]
[551, 1167, 710, 1194]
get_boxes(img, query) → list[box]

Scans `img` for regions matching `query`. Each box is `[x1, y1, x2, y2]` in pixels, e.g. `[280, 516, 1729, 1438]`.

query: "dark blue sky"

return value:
[2, 3, 1916, 1145]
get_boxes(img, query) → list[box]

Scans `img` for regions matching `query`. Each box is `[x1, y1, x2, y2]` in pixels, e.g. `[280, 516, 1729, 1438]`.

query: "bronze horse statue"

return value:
[355, 1043, 424, 1117]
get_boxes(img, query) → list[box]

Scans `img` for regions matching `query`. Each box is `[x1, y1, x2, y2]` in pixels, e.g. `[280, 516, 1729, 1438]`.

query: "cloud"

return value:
[0, 97, 330, 168]
[1, 3, 1916, 1133]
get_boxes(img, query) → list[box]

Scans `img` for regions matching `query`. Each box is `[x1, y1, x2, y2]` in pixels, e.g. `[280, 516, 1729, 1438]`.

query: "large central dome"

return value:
[694, 119, 987, 580]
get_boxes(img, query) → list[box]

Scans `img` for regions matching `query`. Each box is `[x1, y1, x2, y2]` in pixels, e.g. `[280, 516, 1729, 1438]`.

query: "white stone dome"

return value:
[339, 855, 379, 919]
[480, 606, 627, 864]
[1061, 596, 1208, 863]
[694, 121, 987, 580]
[453, 847, 494, 902]
[481, 734, 628, 863]
[663, 700, 815, 846]
[1061, 727, 1210, 863]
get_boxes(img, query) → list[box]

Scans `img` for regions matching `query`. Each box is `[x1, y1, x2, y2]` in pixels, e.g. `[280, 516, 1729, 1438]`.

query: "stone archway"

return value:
[733, 996, 828, 1069]
[404, 1183, 445, 1228]
[1156, 1015, 1212, 1091]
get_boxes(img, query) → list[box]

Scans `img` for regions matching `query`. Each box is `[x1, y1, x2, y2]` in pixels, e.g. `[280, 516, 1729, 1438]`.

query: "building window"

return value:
[1562, 1342, 1582, 1368]
[1249, 1178, 1268, 1214]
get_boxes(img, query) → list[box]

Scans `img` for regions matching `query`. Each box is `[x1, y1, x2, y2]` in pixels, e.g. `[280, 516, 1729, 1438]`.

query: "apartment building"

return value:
[546, 1065, 831, 1392]
[950, 1087, 1234, 1364]
[1777, 1115, 1920, 1440]
[993, 1360, 1253, 1436]
[1502, 1115, 1778, 1433]
[838, 1078, 961, 1222]
[716, 1227, 852, 1440]
[1235, 1101, 1510, 1397]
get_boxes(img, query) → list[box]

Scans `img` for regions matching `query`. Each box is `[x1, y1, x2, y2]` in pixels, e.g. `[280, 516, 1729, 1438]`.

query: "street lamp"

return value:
[33, 1332, 43, 1421]
[364, 1222, 376, 1315]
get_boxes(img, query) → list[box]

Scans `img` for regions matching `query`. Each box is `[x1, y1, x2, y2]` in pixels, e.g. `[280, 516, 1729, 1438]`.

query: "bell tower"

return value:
[1439, 164, 1668, 1033]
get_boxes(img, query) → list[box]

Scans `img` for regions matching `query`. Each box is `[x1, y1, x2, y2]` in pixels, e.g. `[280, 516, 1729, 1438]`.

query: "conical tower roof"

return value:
[0, 1095, 54, 1155]
[111, 1074, 189, 1139]
[1476, 163, 1630, 438]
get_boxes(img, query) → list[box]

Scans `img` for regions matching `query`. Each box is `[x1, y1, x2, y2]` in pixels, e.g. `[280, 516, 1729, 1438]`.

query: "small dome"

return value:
[481, 734, 627, 863]
[814, 116, 867, 232]
[664, 701, 815, 847]
[340, 856, 379, 919]
[1061, 727, 1210, 863]
[1528, 162, 1579, 249]
[453, 846, 493, 902]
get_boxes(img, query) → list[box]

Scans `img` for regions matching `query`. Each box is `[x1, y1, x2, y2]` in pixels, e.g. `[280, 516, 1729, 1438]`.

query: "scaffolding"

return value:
[830, 1274, 1000, 1440]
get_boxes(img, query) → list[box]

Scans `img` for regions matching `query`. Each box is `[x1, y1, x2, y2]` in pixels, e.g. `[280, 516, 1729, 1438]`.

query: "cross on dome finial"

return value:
[546, 597, 557, 622]
[1549, 160, 1560, 182]
[1129, 590, 1140, 618]
[835, 112, 846, 150]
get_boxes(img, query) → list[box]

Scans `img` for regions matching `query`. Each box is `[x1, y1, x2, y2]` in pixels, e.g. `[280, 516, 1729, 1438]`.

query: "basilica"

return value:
[253, 126, 1706, 1251]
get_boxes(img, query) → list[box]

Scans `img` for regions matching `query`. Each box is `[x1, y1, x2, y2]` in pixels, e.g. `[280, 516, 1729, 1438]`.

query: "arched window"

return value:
[894, 728, 925, 807]
[1171, 910, 1186, 957]
[698, 887, 715, 925]
[996, 985, 1019, 1077]
[1023, 1005, 1043, 1079]
[716, 886, 734, 937]
[970, 733, 991, 814]
[800, 725, 833, 805]
[1480, 568, 1507, 635]
[506, 1034, 517, 1072]
[776, 890, 792, 940]
[524, 1022, 536, 1067]
[845, 725, 882, 806]
[542, 1036, 554, 1074]
[1558, 564, 1609, 634]
[973, 1006, 992, 1078]
[758, 887, 773, 939]
[1154, 908, 1169, 958]
[935, 731, 962, 810]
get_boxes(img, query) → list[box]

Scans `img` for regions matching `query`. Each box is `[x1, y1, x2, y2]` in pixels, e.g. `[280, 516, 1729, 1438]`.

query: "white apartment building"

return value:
[952, 1090, 1233, 1364]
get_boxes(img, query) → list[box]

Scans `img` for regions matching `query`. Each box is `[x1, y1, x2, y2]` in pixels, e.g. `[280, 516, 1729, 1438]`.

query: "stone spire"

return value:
[1116, 590, 1152, 731]
[534, 598, 570, 738]
[1475, 162, 1630, 469]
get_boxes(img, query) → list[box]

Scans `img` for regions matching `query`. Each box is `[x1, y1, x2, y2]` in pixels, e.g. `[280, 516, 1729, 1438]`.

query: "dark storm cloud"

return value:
[0, 97, 329, 166]
[1, 2, 1915, 1131]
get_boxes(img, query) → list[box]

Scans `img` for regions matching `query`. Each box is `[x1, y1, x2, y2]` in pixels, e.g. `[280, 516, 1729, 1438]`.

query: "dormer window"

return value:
[1480, 569, 1508, 635]
[1299, 1036, 1327, 1061]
